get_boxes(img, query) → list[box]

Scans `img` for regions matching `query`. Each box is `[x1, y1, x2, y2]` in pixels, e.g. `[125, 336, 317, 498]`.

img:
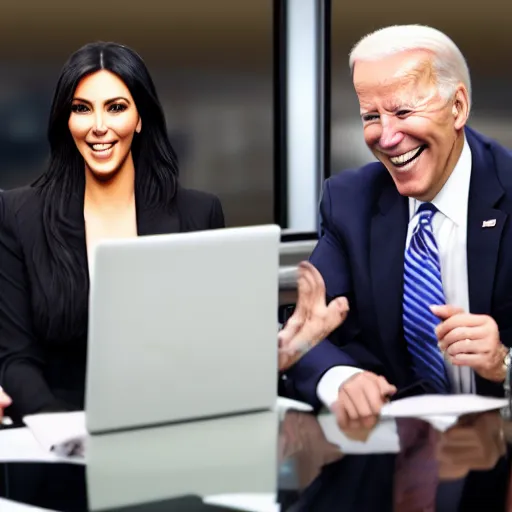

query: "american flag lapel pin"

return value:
[482, 219, 497, 228]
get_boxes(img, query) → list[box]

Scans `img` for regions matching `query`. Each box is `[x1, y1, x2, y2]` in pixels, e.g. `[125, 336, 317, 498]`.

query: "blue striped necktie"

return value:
[403, 202, 450, 393]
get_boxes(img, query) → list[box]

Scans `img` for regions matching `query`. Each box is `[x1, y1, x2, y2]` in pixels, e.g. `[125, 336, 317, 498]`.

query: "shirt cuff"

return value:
[316, 366, 364, 408]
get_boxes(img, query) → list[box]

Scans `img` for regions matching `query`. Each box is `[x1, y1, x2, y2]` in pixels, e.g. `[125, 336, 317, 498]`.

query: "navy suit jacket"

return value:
[283, 127, 512, 408]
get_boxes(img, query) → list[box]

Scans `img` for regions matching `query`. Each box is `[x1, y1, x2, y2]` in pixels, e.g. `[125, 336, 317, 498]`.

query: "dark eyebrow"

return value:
[72, 96, 131, 105]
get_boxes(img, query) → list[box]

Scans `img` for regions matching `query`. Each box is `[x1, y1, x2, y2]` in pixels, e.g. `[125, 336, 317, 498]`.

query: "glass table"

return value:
[1, 407, 512, 511]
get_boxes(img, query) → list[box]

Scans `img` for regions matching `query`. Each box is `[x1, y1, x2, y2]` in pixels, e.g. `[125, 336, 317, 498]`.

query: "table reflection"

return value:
[279, 410, 509, 511]
[2, 408, 512, 511]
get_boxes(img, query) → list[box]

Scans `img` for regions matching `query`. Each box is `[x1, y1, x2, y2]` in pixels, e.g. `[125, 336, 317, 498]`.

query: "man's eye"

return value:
[362, 114, 379, 122]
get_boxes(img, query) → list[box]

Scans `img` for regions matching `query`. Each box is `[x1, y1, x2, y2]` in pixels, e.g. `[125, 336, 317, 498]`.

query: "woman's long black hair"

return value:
[33, 41, 179, 340]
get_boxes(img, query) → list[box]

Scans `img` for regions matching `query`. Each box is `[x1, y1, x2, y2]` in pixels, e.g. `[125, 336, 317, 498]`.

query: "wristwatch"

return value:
[504, 348, 512, 393]
[502, 348, 512, 419]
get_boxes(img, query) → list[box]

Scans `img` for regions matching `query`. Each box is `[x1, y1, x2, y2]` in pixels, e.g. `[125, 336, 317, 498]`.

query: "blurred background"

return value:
[0, 0, 274, 226]
[0, 0, 510, 228]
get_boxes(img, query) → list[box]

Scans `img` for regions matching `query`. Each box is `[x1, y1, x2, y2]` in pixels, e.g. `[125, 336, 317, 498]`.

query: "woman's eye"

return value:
[71, 104, 89, 113]
[109, 103, 127, 113]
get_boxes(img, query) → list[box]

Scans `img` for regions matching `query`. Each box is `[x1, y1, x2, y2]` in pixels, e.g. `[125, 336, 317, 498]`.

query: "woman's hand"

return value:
[0, 387, 12, 423]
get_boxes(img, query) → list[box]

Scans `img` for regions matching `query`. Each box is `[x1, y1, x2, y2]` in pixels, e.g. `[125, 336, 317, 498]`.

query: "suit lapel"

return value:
[370, 178, 409, 378]
[466, 131, 506, 315]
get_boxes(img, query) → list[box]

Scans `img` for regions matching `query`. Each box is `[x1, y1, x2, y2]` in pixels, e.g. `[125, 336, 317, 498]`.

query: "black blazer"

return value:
[0, 184, 225, 419]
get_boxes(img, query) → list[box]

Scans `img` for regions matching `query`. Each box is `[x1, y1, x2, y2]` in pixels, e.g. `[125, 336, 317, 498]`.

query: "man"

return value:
[279, 24, 512, 429]
[0, 387, 12, 422]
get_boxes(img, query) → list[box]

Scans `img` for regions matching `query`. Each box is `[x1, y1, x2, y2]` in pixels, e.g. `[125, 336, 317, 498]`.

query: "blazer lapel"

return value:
[66, 184, 88, 275]
[136, 192, 181, 236]
[370, 178, 409, 379]
[67, 186, 181, 262]
[466, 132, 506, 315]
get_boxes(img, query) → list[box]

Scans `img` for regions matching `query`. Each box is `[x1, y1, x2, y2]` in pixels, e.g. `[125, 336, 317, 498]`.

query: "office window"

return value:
[0, 0, 273, 227]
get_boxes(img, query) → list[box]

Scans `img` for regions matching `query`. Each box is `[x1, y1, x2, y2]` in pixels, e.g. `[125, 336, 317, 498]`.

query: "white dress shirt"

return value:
[317, 137, 474, 407]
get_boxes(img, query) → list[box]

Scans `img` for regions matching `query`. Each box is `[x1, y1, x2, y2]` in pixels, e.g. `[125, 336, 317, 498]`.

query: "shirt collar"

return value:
[409, 136, 472, 226]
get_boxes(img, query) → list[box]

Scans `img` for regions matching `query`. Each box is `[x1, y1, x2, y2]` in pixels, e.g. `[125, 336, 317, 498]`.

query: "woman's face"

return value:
[68, 70, 142, 180]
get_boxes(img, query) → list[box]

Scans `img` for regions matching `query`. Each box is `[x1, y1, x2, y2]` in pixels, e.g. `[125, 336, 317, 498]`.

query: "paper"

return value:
[316, 395, 507, 455]
[276, 396, 313, 412]
[275, 397, 313, 422]
[380, 394, 508, 419]
[275, 397, 313, 413]
[0, 427, 84, 464]
[0, 498, 55, 512]
[318, 414, 400, 454]
[203, 493, 279, 512]
[23, 411, 87, 458]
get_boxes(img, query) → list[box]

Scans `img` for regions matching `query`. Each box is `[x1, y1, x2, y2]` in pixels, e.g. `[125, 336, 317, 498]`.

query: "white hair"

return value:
[349, 25, 471, 109]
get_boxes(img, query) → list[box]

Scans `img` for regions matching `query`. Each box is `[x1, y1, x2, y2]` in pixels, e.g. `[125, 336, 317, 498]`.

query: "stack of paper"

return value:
[0, 426, 84, 464]
[2, 400, 301, 463]
[0, 498, 56, 512]
[22, 411, 87, 458]
[380, 394, 508, 418]
[203, 493, 279, 512]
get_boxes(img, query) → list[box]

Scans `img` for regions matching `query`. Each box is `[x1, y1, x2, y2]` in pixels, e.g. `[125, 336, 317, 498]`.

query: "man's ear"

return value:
[452, 85, 470, 131]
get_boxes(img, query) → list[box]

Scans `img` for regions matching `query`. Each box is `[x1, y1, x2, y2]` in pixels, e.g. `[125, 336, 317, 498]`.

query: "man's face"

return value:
[353, 50, 469, 201]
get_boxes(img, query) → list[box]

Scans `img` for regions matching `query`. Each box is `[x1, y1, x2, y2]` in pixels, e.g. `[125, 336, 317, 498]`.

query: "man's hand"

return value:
[0, 388, 12, 422]
[279, 411, 342, 466]
[437, 412, 505, 480]
[432, 305, 507, 382]
[278, 261, 349, 371]
[331, 371, 397, 430]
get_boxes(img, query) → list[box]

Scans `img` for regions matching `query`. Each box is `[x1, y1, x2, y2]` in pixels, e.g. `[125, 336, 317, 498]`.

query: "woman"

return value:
[0, 42, 225, 421]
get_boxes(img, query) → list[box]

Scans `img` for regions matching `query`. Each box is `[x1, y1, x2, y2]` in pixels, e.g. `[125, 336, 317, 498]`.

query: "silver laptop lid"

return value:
[86, 225, 280, 434]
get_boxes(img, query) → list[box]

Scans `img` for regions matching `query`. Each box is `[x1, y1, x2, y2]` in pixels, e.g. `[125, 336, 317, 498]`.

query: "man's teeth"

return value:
[92, 143, 114, 151]
[390, 146, 422, 165]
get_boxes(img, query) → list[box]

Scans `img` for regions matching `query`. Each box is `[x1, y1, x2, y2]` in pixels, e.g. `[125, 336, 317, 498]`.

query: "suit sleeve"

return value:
[281, 179, 385, 408]
[0, 195, 65, 418]
[209, 196, 225, 229]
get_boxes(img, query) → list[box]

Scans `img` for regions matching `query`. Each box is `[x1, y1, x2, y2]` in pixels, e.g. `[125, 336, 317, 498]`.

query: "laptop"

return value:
[85, 224, 280, 434]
